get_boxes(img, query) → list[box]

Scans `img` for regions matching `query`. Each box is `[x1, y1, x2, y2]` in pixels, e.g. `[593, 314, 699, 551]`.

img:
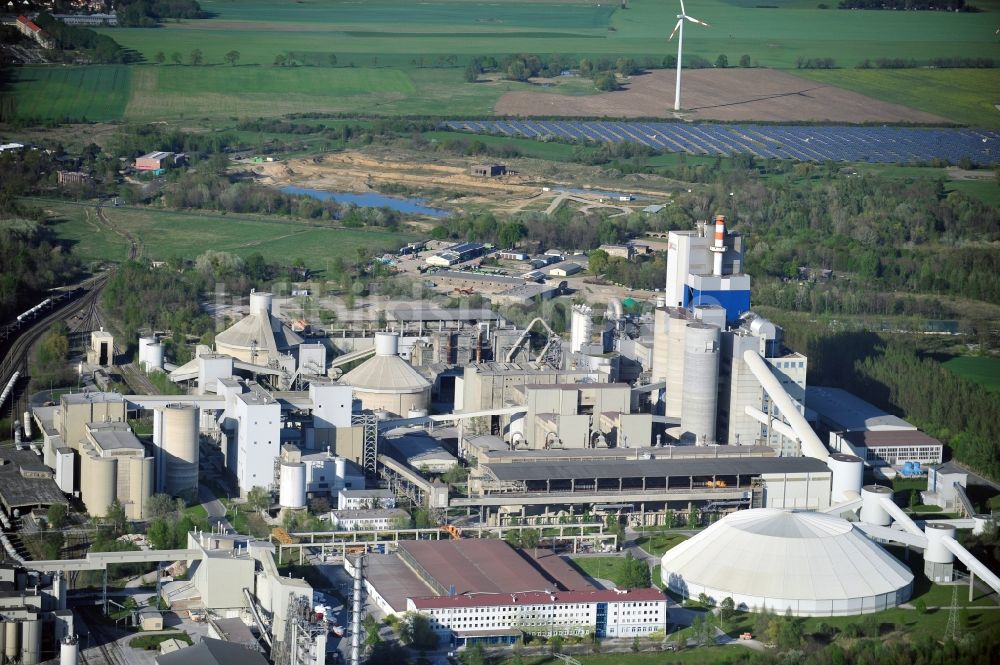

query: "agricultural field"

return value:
[8, 66, 132, 122]
[37, 201, 414, 271]
[943, 356, 1000, 394]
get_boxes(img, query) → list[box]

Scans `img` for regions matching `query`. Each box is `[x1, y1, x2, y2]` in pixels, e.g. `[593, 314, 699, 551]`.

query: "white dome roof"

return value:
[660, 508, 913, 616]
[341, 354, 430, 394]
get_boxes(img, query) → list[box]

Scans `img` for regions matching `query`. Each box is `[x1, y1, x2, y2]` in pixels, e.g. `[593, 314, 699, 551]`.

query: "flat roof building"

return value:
[832, 429, 944, 468]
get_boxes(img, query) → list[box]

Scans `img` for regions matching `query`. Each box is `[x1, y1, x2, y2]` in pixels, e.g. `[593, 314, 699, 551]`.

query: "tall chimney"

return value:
[710, 214, 726, 276]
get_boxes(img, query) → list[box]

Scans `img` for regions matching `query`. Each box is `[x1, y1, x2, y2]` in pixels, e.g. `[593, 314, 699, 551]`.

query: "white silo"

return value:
[663, 310, 688, 419]
[145, 343, 165, 371]
[5, 621, 18, 662]
[681, 322, 720, 444]
[162, 404, 199, 498]
[249, 290, 273, 316]
[334, 457, 347, 484]
[570, 304, 593, 354]
[651, 306, 669, 384]
[138, 335, 155, 367]
[22, 618, 40, 665]
[22, 411, 31, 440]
[279, 462, 307, 509]
[341, 332, 431, 416]
[60, 636, 79, 665]
[827, 453, 864, 503]
[924, 523, 956, 566]
[860, 485, 893, 526]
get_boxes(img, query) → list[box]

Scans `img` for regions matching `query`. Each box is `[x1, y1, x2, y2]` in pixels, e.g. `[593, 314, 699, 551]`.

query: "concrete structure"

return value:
[664, 218, 749, 324]
[156, 638, 269, 665]
[0, 449, 67, 516]
[337, 488, 395, 510]
[138, 607, 164, 631]
[660, 509, 913, 616]
[340, 333, 430, 417]
[923, 462, 969, 512]
[86, 329, 114, 367]
[213, 291, 303, 366]
[329, 508, 408, 530]
[470, 164, 506, 177]
[135, 151, 179, 172]
[830, 430, 944, 468]
[154, 403, 200, 499]
[680, 322, 719, 444]
[79, 423, 153, 520]
[548, 262, 582, 277]
[425, 242, 485, 267]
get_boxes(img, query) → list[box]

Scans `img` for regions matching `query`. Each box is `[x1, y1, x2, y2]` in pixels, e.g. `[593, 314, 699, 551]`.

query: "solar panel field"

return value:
[444, 120, 999, 165]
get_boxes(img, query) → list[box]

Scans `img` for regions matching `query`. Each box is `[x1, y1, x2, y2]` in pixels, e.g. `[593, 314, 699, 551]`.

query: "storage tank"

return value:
[60, 636, 79, 665]
[144, 343, 165, 371]
[924, 523, 956, 565]
[279, 462, 307, 509]
[162, 403, 199, 498]
[249, 291, 273, 316]
[22, 411, 32, 440]
[334, 457, 347, 483]
[663, 310, 688, 419]
[860, 485, 893, 526]
[651, 307, 669, 384]
[5, 620, 19, 661]
[138, 335, 155, 367]
[22, 618, 40, 665]
[341, 332, 431, 417]
[681, 322, 720, 444]
[570, 304, 593, 354]
[827, 453, 864, 503]
[86, 457, 117, 518]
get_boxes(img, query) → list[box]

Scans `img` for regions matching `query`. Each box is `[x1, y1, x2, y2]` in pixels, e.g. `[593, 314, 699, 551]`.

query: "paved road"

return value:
[199, 485, 233, 532]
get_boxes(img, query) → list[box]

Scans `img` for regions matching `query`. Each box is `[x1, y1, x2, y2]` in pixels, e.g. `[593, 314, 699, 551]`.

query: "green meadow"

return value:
[943, 356, 1000, 394]
[39, 201, 414, 270]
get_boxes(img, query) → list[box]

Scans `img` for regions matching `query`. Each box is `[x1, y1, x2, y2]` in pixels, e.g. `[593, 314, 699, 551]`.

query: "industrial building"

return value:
[78, 422, 153, 519]
[357, 539, 668, 645]
[340, 333, 431, 417]
[659, 508, 914, 616]
[425, 242, 486, 267]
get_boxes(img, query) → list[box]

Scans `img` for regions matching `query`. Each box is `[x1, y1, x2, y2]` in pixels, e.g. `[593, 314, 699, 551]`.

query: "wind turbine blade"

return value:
[686, 15, 710, 27]
[679, 0, 687, 17]
[668, 19, 682, 41]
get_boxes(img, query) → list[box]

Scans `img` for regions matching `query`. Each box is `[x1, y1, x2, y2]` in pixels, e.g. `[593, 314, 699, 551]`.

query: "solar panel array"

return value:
[444, 120, 998, 165]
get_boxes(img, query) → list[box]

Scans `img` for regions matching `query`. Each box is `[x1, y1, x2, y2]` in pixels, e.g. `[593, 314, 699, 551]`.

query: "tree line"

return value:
[839, 0, 978, 9]
[33, 13, 136, 64]
[117, 0, 206, 27]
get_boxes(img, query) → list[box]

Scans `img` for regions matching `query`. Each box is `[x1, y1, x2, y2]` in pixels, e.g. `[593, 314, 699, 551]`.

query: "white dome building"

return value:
[214, 291, 303, 365]
[341, 333, 431, 417]
[660, 508, 913, 616]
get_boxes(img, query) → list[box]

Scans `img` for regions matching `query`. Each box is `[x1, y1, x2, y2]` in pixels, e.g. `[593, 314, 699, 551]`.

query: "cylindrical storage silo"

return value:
[827, 453, 864, 503]
[374, 332, 399, 357]
[23, 411, 32, 440]
[279, 462, 307, 509]
[924, 523, 956, 564]
[860, 485, 893, 526]
[663, 310, 688, 419]
[60, 636, 79, 665]
[249, 291, 273, 316]
[86, 457, 117, 518]
[163, 403, 199, 498]
[651, 307, 669, 384]
[22, 618, 40, 665]
[681, 322, 720, 444]
[570, 304, 592, 354]
[5, 620, 20, 661]
[334, 458, 347, 482]
[0, 620, 7, 660]
[145, 343, 165, 371]
[138, 335, 155, 367]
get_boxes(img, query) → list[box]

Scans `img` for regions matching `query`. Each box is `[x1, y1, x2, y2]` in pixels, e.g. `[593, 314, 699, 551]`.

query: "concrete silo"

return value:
[144, 343, 165, 372]
[663, 309, 689, 419]
[5, 621, 18, 662]
[680, 322, 720, 444]
[22, 618, 40, 665]
[827, 453, 864, 503]
[60, 636, 79, 665]
[138, 335, 155, 367]
[279, 462, 307, 509]
[162, 403, 199, 498]
[570, 304, 593, 354]
[82, 456, 117, 518]
[341, 333, 431, 417]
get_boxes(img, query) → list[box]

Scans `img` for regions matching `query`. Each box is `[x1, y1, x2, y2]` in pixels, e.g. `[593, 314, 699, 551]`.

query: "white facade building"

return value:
[338, 489, 396, 510]
[408, 588, 668, 640]
[329, 508, 409, 530]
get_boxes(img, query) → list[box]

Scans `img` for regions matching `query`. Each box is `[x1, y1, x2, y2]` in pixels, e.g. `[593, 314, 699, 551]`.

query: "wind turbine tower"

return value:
[668, 0, 710, 111]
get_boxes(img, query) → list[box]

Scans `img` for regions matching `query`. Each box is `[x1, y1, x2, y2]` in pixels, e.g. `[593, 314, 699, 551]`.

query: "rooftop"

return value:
[806, 386, 915, 432]
[398, 540, 553, 596]
[484, 456, 829, 482]
[410, 587, 666, 610]
[433, 271, 524, 285]
[387, 305, 499, 322]
[339, 489, 394, 498]
[330, 508, 408, 520]
[156, 637, 268, 665]
[0, 449, 67, 511]
[88, 423, 144, 452]
[361, 553, 435, 613]
[841, 429, 943, 449]
[61, 391, 124, 406]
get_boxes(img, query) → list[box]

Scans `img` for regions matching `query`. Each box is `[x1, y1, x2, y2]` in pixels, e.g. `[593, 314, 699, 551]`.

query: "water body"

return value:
[281, 186, 450, 218]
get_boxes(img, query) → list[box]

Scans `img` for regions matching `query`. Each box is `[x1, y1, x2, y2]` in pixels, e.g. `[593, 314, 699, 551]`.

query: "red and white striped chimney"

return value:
[710, 214, 726, 276]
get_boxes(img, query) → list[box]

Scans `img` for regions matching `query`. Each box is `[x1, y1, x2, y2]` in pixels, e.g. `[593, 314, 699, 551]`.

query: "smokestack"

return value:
[710, 214, 726, 276]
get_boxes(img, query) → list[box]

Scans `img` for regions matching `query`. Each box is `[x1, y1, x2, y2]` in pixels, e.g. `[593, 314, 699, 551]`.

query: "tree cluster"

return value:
[838, 0, 977, 9]
[33, 13, 134, 64]
[145, 494, 196, 550]
[858, 56, 993, 69]
[117, 0, 206, 27]
[619, 552, 652, 589]
[795, 57, 836, 69]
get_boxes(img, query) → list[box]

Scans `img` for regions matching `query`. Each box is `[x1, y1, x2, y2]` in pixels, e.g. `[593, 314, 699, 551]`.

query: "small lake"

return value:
[281, 186, 450, 218]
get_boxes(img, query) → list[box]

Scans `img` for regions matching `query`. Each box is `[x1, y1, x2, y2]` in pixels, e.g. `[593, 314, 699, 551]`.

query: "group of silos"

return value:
[652, 305, 720, 444]
[0, 618, 42, 665]
[137, 335, 165, 372]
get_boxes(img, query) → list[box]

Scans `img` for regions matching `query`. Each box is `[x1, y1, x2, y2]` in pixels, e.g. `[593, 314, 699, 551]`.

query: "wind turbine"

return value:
[668, 0, 710, 111]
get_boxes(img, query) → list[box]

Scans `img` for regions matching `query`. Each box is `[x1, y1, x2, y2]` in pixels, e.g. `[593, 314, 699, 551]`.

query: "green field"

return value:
[943, 356, 1000, 393]
[6, 0, 999, 124]
[635, 533, 689, 558]
[794, 69, 1000, 129]
[39, 201, 414, 270]
[10, 66, 132, 122]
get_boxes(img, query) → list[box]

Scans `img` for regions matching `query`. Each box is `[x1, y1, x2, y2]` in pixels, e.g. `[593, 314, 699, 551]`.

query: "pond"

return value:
[281, 186, 450, 218]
